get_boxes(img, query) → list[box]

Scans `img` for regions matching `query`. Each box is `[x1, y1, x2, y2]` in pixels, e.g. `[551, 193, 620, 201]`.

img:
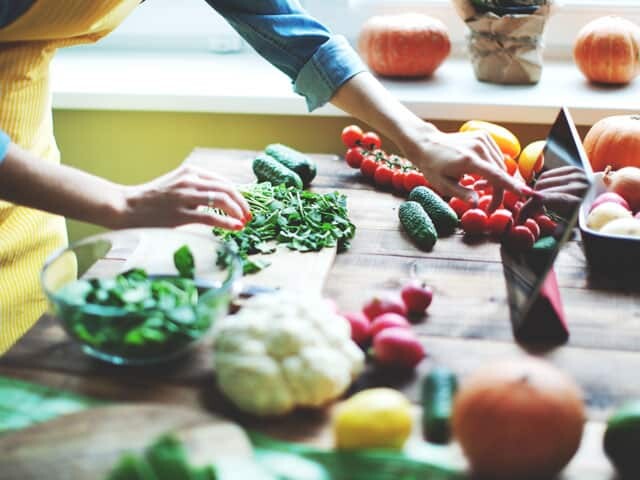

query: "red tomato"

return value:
[341, 125, 363, 148]
[373, 164, 394, 188]
[449, 197, 472, 218]
[360, 155, 378, 178]
[488, 209, 514, 237]
[507, 225, 535, 252]
[403, 170, 428, 192]
[524, 218, 541, 241]
[459, 175, 475, 187]
[392, 170, 407, 192]
[503, 191, 521, 211]
[534, 214, 558, 237]
[512, 201, 524, 222]
[361, 131, 382, 150]
[461, 208, 489, 235]
[345, 147, 364, 169]
[478, 195, 493, 213]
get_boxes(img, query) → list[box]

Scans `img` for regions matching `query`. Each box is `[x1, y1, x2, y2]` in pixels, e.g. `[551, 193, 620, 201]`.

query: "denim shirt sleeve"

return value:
[203, 1, 367, 111]
[0, 129, 10, 165]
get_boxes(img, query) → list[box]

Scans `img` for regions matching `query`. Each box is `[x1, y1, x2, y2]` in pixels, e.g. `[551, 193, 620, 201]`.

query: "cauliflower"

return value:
[212, 292, 365, 416]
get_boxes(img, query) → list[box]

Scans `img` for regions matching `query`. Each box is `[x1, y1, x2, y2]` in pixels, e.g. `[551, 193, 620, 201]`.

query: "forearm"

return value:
[0, 143, 126, 228]
[330, 72, 437, 154]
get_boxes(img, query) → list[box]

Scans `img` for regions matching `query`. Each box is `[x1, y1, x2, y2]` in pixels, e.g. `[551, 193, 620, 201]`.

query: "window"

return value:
[95, 0, 640, 60]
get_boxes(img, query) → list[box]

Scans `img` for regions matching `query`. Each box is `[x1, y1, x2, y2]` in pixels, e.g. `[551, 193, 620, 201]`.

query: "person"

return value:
[0, 0, 531, 353]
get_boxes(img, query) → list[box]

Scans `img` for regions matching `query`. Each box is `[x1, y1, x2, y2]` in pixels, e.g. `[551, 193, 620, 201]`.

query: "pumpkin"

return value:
[573, 16, 640, 85]
[358, 14, 450, 78]
[452, 357, 585, 480]
[584, 115, 640, 172]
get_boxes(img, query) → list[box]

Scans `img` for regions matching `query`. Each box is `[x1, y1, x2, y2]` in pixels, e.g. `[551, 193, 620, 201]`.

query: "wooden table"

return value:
[2, 148, 639, 477]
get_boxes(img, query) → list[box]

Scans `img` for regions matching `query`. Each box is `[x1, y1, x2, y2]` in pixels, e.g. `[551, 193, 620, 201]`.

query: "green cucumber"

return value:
[399, 201, 437, 251]
[421, 367, 458, 444]
[409, 186, 459, 236]
[604, 401, 640, 477]
[252, 154, 303, 189]
[265, 143, 317, 187]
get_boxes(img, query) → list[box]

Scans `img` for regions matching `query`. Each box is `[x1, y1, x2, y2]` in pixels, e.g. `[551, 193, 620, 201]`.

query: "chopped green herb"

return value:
[212, 183, 355, 274]
[174, 244, 195, 279]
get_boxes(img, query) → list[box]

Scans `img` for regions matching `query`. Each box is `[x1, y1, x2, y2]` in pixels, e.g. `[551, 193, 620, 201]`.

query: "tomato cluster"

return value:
[450, 175, 558, 253]
[341, 125, 430, 193]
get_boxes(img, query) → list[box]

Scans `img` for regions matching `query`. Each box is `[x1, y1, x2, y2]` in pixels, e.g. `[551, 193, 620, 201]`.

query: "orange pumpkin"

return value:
[453, 358, 585, 480]
[574, 16, 640, 85]
[584, 115, 640, 171]
[358, 14, 450, 78]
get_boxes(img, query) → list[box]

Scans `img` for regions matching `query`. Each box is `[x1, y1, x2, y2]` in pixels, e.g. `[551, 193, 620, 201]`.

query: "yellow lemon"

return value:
[460, 120, 522, 159]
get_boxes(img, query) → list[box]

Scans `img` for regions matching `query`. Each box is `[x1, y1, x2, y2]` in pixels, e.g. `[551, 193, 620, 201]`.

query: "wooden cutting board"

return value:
[0, 404, 253, 480]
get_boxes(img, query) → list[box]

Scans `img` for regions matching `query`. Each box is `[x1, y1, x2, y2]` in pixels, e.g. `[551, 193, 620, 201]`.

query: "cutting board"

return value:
[0, 404, 253, 480]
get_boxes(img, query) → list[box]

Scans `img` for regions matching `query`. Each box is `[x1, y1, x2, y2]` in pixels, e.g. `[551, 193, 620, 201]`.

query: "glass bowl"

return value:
[41, 228, 241, 365]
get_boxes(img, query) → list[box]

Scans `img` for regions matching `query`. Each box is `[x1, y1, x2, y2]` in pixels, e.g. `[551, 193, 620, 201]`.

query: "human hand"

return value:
[400, 125, 532, 212]
[117, 164, 251, 230]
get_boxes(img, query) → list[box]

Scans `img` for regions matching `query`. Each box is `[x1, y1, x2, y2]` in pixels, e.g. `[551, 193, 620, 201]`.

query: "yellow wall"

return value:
[53, 109, 590, 242]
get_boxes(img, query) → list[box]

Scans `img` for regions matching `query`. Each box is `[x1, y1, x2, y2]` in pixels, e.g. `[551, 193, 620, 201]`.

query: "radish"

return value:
[362, 295, 407, 320]
[400, 281, 433, 315]
[370, 313, 411, 337]
[373, 327, 425, 369]
[589, 192, 631, 213]
[342, 312, 370, 347]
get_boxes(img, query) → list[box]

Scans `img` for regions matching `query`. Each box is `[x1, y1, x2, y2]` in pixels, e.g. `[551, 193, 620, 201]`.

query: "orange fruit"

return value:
[460, 120, 521, 159]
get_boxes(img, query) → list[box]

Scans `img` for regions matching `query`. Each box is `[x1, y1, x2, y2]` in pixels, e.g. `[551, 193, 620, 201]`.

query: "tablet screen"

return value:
[502, 107, 592, 332]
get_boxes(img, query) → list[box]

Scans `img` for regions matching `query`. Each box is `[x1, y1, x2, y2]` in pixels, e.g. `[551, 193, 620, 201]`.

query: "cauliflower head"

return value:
[212, 292, 364, 416]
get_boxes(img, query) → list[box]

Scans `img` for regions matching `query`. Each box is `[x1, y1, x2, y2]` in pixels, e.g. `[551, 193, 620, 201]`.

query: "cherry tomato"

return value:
[503, 191, 521, 211]
[478, 195, 493, 213]
[461, 208, 488, 235]
[524, 218, 541, 241]
[362, 131, 382, 150]
[512, 201, 524, 222]
[341, 125, 363, 148]
[449, 197, 472, 218]
[345, 147, 364, 169]
[373, 164, 394, 188]
[392, 170, 407, 192]
[459, 175, 475, 187]
[403, 170, 428, 192]
[507, 225, 535, 252]
[534, 214, 558, 237]
[488, 209, 514, 237]
[360, 155, 378, 178]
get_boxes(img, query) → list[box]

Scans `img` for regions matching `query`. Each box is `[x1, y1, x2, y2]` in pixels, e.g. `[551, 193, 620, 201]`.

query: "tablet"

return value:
[501, 107, 593, 341]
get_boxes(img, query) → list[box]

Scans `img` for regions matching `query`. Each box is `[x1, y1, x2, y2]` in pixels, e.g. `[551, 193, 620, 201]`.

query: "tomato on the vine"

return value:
[477, 195, 493, 213]
[461, 209, 488, 235]
[341, 125, 363, 148]
[345, 147, 364, 169]
[534, 214, 557, 237]
[487, 209, 513, 237]
[507, 225, 535, 252]
[459, 175, 475, 187]
[392, 169, 407, 192]
[403, 170, 428, 192]
[361, 131, 382, 150]
[360, 154, 378, 178]
[503, 190, 521, 211]
[373, 164, 394, 187]
[449, 197, 472, 218]
[524, 218, 541, 241]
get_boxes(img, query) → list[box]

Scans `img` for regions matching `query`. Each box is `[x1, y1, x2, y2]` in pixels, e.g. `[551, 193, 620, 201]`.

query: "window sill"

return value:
[51, 49, 640, 126]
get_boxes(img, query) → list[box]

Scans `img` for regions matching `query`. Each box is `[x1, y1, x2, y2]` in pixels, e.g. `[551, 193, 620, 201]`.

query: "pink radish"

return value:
[369, 313, 411, 338]
[589, 192, 631, 213]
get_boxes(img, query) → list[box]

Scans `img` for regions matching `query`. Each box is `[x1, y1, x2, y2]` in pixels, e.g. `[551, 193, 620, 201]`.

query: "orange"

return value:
[460, 120, 522, 159]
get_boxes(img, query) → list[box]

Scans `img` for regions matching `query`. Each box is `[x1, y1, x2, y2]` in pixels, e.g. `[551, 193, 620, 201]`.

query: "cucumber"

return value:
[265, 143, 317, 187]
[252, 154, 303, 189]
[399, 201, 437, 251]
[409, 186, 459, 236]
[604, 401, 640, 477]
[421, 367, 458, 444]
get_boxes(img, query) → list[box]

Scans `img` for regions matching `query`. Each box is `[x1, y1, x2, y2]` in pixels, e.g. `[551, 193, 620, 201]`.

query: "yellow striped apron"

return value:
[0, 0, 139, 353]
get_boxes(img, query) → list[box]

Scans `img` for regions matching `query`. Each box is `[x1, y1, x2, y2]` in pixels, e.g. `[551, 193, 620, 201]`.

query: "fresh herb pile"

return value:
[55, 246, 218, 361]
[213, 183, 356, 274]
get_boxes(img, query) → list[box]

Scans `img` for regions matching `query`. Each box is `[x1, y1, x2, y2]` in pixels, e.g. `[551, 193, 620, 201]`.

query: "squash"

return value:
[358, 14, 450, 78]
[584, 115, 640, 172]
[452, 357, 585, 480]
[573, 16, 640, 85]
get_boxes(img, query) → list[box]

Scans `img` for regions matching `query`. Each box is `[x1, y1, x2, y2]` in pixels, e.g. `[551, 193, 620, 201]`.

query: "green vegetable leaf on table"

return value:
[212, 183, 356, 275]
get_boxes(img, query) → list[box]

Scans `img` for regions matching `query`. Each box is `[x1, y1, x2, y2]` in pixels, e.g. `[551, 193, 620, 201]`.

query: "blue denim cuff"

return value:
[0, 130, 10, 165]
[294, 35, 367, 112]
